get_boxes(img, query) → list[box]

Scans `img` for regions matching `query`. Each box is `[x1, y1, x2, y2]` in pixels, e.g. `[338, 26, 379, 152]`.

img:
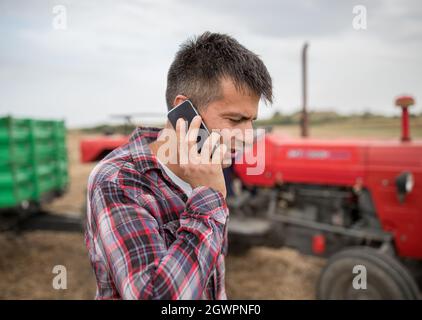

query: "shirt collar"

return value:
[128, 126, 162, 173]
[128, 125, 190, 200]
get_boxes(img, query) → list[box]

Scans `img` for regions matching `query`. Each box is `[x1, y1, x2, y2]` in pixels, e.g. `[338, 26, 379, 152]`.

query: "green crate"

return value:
[53, 121, 66, 139]
[34, 161, 56, 177]
[0, 116, 69, 209]
[35, 175, 57, 197]
[0, 165, 33, 187]
[0, 117, 30, 143]
[29, 119, 56, 140]
[55, 144, 68, 159]
[0, 183, 35, 207]
[0, 141, 32, 165]
[55, 159, 68, 189]
[57, 176, 69, 190]
[0, 165, 35, 207]
[32, 140, 57, 161]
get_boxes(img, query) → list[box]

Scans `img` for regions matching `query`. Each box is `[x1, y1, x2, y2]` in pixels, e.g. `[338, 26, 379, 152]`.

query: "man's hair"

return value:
[166, 32, 273, 110]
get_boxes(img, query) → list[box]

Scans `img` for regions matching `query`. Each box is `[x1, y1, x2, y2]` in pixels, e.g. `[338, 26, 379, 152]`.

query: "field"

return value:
[0, 116, 420, 299]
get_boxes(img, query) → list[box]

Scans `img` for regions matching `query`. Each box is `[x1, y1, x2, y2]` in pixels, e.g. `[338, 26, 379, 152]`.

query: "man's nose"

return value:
[241, 121, 254, 131]
[233, 126, 254, 149]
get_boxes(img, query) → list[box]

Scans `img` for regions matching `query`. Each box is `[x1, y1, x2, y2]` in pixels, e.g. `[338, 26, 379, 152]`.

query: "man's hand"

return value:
[176, 115, 227, 198]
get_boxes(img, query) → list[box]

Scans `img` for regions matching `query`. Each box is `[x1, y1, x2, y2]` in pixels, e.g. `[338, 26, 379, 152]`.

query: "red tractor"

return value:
[228, 96, 422, 299]
[80, 113, 163, 163]
[80, 135, 128, 163]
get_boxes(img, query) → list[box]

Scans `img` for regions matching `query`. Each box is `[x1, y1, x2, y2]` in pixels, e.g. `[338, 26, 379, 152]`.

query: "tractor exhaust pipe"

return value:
[301, 42, 309, 138]
[395, 95, 415, 142]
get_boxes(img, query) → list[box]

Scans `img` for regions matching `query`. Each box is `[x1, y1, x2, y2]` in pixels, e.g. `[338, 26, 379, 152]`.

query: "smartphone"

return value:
[167, 100, 211, 153]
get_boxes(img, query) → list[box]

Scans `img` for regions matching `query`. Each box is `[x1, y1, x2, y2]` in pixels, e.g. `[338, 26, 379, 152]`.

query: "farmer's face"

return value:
[173, 78, 259, 167]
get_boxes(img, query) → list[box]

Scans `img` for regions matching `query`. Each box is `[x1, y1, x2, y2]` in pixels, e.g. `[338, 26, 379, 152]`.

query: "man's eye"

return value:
[229, 119, 242, 123]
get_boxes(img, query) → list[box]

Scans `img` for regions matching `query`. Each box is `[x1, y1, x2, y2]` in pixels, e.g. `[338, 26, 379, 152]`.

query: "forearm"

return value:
[112, 186, 228, 300]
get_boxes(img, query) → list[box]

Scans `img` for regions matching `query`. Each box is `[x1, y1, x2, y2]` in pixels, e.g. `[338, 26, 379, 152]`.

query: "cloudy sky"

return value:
[0, 0, 421, 128]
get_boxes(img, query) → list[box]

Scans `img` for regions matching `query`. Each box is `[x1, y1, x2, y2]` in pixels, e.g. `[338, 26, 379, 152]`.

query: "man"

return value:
[85, 31, 272, 300]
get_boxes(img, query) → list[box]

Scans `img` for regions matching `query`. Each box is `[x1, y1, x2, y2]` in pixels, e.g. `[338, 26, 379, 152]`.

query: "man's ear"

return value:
[173, 95, 188, 107]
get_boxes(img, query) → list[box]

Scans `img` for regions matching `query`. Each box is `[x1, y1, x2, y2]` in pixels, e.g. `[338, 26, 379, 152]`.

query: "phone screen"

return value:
[167, 100, 211, 153]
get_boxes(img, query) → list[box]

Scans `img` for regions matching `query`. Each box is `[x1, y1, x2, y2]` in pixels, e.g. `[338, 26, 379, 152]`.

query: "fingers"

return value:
[186, 115, 202, 154]
[176, 116, 204, 165]
[176, 118, 188, 164]
[211, 143, 227, 165]
[176, 117, 187, 141]
[201, 131, 221, 162]
[176, 116, 226, 166]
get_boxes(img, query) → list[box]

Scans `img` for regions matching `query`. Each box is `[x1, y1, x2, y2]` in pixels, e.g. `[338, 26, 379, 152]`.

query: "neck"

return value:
[149, 121, 182, 176]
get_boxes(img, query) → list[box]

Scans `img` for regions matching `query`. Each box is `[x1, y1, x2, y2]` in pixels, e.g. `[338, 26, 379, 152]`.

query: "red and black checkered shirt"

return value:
[85, 126, 229, 299]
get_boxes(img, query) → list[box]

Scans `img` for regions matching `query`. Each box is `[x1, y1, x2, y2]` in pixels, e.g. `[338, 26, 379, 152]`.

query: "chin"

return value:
[221, 155, 233, 168]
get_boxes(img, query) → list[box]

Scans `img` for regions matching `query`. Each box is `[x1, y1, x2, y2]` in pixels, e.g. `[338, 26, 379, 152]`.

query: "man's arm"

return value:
[89, 180, 228, 300]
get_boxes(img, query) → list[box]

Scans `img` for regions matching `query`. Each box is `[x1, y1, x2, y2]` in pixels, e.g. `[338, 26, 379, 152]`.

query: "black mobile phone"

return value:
[167, 100, 211, 153]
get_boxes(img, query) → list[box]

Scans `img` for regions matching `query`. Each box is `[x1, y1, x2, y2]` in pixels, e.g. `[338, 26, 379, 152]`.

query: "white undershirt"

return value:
[156, 157, 193, 197]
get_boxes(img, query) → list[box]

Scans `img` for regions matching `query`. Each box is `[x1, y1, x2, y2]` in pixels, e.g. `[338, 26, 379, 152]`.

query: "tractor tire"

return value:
[316, 246, 420, 300]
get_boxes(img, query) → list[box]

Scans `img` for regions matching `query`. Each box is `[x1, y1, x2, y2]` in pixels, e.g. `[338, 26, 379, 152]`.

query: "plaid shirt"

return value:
[85, 126, 229, 300]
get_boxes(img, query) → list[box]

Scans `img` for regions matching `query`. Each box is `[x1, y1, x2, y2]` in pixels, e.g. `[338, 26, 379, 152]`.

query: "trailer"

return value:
[0, 116, 81, 232]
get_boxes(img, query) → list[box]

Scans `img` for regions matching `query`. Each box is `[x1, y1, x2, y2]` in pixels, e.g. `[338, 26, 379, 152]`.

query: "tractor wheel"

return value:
[316, 246, 420, 300]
